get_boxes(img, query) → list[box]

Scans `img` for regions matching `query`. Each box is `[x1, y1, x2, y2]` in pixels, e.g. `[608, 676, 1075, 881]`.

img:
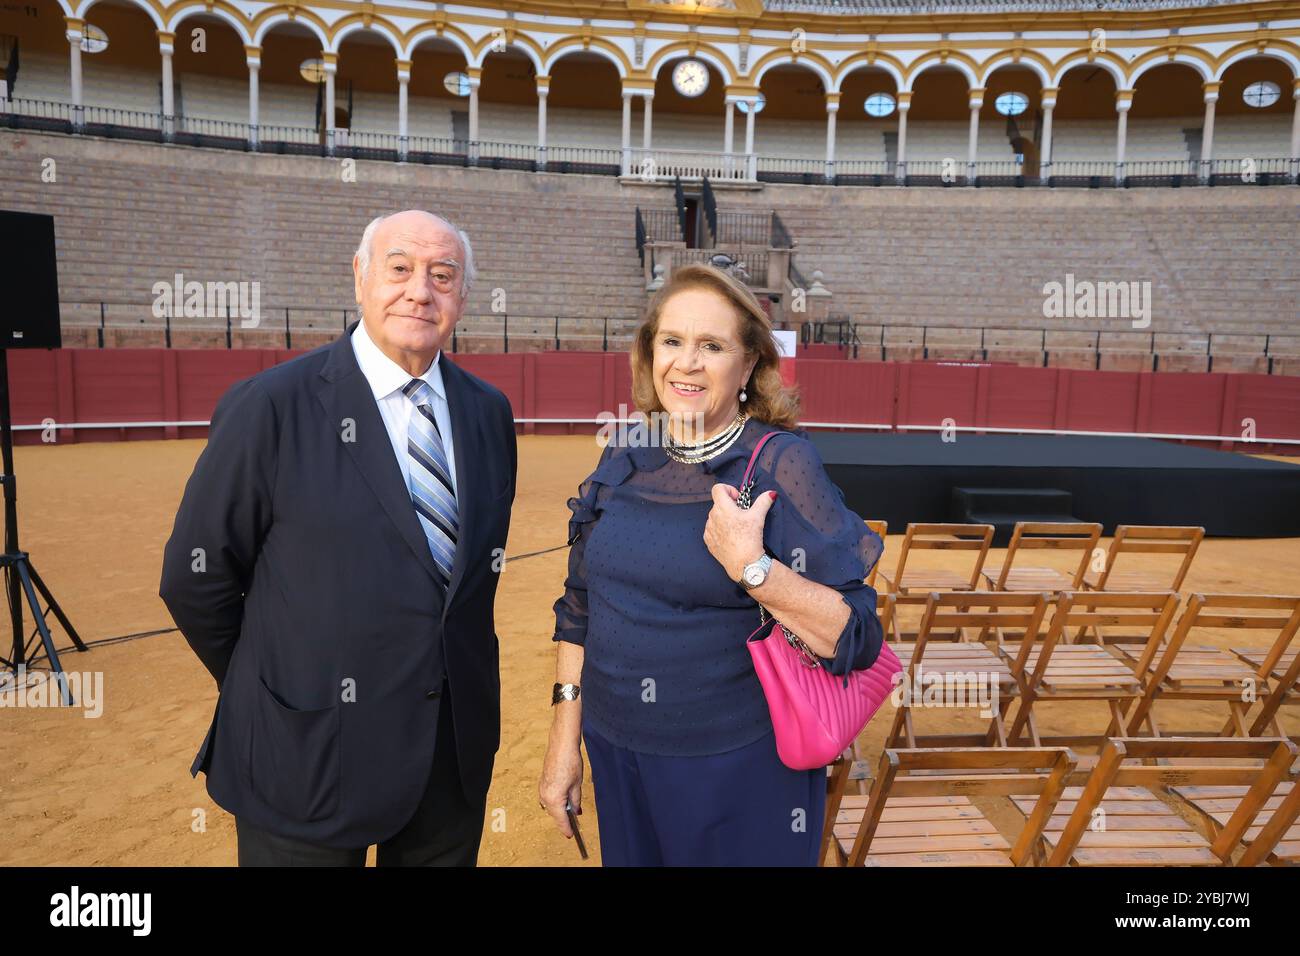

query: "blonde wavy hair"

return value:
[630, 263, 800, 430]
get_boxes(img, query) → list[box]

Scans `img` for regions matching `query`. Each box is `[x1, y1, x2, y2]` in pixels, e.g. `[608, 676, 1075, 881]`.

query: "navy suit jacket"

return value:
[160, 323, 516, 848]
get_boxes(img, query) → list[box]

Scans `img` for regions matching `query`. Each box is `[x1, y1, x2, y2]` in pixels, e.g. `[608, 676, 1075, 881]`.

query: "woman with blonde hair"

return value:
[538, 263, 884, 866]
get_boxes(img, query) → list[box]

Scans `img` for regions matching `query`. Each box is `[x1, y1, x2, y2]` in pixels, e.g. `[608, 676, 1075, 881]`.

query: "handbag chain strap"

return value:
[740, 431, 821, 669]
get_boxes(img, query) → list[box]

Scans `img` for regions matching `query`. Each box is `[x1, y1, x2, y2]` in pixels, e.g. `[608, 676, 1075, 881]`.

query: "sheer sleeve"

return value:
[551, 442, 629, 646]
[755, 432, 885, 678]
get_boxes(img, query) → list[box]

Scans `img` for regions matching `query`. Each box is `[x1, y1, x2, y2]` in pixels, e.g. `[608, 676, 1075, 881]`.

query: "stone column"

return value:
[824, 91, 839, 182]
[246, 45, 260, 149]
[743, 95, 756, 180]
[1200, 81, 1219, 182]
[1115, 89, 1133, 185]
[158, 31, 175, 140]
[1039, 86, 1057, 176]
[642, 91, 653, 150]
[466, 67, 481, 163]
[723, 95, 735, 177]
[895, 92, 911, 182]
[966, 87, 984, 185]
[621, 88, 633, 175]
[1291, 79, 1300, 181]
[536, 76, 549, 169]
[322, 52, 337, 155]
[66, 19, 84, 129]
[397, 59, 411, 160]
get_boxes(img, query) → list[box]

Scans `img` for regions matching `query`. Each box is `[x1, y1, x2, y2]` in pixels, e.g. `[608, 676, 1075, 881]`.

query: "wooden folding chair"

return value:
[1170, 776, 1300, 866]
[1116, 594, 1300, 740]
[1010, 737, 1300, 866]
[875, 523, 994, 595]
[1000, 592, 1181, 749]
[885, 592, 1046, 749]
[1082, 524, 1204, 593]
[876, 523, 993, 641]
[983, 521, 1102, 593]
[826, 746, 1077, 867]
[864, 519, 887, 588]
[1228, 598, 1300, 740]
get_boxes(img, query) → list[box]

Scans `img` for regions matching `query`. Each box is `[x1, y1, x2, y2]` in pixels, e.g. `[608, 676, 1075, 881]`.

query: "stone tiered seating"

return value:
[1052, 117, 1194, 164]
[2, 116, 1296, 372]
[722, 184, 1300, 351]
[1212, 115, 1293, 160]
[0, 128, 647, 348]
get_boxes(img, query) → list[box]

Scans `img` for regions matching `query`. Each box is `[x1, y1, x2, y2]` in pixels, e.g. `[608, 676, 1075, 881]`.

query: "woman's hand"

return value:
[707, 481, 854, 662]
[539, 738, 584, 839]
[704, 483, 777, 581]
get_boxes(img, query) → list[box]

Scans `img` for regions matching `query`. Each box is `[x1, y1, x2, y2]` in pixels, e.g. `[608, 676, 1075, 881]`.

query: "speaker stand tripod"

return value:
[0, 349, 87, 706]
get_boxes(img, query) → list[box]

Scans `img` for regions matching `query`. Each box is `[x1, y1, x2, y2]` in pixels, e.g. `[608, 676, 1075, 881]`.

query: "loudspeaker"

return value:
[0, 210, 62, 349]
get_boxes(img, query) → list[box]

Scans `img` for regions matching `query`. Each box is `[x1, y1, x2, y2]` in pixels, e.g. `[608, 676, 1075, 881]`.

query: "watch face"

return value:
[672, 59, 709, 98]
[744, 564, 764, 587]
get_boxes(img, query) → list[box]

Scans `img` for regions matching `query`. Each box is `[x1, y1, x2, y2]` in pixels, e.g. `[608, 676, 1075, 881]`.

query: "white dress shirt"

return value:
[350, 319, 458, 500]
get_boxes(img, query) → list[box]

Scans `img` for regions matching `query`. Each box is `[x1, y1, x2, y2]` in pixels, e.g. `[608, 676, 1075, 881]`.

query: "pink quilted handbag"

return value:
[739, 430, 902, 771]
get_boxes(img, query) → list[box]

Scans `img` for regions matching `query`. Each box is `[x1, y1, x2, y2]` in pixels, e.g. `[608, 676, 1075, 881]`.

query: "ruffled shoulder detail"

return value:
[565, 443, 634, 545]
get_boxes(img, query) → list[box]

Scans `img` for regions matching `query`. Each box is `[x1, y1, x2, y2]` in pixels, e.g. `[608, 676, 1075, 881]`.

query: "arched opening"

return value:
[982, 65, 1043, 176]
[652, 55, 727, 150]
[53, 0, 160, 134]
[755, 62, 826, 180]
[82, 1, 158, 114]
[258, 23, 329, 151]
[1215, 55, 1295, 164]
[333, 29, 399, 150]
[1129, 62, 1206, 172]
[545, 51, 622, 171]
[836, 65, 898, 180]
[405, 36, 468, 154]
[1051, 63, 1120, 176]
[904, 64, 970, 182]
[0, 0, 83, 109]
[170, 12, 247, 144]
[476, 44, 537, 161]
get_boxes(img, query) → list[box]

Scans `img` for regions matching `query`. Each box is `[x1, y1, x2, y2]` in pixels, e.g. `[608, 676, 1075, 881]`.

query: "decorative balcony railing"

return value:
[2, 97, 1295, 188]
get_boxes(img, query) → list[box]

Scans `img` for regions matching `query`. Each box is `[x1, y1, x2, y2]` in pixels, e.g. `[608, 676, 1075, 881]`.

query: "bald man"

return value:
[161, 211, 517, 866]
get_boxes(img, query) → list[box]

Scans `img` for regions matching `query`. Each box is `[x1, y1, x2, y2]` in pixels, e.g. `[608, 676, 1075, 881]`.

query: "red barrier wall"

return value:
[8, 351, 1300, 451]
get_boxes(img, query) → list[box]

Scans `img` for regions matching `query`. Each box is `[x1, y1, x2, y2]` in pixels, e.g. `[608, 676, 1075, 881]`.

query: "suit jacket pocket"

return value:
[249, 675, 341, 822]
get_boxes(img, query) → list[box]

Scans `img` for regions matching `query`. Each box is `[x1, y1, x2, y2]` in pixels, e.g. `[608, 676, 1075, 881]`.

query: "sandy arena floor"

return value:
[0, 436, 1297, 866]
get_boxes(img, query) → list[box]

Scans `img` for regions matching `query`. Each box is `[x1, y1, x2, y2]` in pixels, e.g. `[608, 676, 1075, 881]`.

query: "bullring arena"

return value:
[2, 0, 1300, 871]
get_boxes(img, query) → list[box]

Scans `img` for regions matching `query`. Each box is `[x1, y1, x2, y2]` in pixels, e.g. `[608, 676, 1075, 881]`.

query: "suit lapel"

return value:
[439, 353, 481, 615]
[315, 329, 447, 605]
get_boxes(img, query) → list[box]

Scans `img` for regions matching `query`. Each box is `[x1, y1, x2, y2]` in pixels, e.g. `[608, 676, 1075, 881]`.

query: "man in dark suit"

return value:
[160, 210, 516, 865]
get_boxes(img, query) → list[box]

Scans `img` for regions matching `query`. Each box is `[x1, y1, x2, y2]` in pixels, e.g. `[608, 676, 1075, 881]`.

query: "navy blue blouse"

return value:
[552, 416, 886, 757]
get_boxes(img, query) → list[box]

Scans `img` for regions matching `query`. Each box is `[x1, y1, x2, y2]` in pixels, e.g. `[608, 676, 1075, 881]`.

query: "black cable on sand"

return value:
[15, 543, 573, 658]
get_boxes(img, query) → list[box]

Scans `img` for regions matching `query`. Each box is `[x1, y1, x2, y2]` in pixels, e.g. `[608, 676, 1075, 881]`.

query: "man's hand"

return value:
[703, 483, 777, 581]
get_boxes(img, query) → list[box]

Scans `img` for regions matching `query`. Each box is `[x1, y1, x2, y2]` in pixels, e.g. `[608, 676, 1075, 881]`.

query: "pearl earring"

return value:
[739, 388, 748, 403]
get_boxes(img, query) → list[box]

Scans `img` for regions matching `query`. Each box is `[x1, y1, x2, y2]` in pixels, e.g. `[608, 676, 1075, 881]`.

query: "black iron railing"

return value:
[3, 97, 1295, 188]
[701, 177, 718, 248]
[49, 300, 1300, 372]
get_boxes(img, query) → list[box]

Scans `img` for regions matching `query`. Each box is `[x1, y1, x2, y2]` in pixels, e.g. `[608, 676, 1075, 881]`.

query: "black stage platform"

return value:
[809, 433, 1300, 538]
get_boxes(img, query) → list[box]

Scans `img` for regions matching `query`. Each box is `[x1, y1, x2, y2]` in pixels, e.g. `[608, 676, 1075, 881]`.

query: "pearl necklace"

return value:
[664, 411, 749, 464]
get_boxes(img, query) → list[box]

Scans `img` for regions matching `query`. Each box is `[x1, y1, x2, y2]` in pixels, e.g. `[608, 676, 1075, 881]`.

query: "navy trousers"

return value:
[582, 723, 825, 866]
[235, 680, 486, 866]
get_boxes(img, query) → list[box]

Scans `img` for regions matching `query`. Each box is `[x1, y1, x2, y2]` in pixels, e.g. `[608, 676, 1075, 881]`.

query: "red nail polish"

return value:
[769, 491, 778, 501]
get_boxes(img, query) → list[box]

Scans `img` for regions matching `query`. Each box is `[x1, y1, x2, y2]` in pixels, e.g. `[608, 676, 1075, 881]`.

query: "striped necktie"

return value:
[402, 378, 458, 589]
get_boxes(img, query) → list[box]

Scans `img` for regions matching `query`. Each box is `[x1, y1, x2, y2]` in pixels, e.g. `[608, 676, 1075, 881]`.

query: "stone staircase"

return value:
[727, 182, 1300, 371]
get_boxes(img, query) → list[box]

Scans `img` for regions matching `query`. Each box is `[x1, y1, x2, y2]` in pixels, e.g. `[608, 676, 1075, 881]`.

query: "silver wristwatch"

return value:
[551, 682, 581, 705]
[739, 553, 772, 590]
